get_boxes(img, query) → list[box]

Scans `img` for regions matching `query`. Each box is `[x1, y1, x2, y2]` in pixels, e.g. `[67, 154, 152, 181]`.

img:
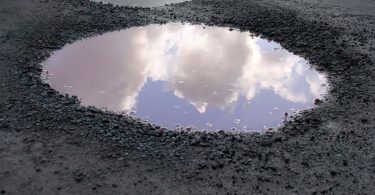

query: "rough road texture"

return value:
[0, 0, 374, 194]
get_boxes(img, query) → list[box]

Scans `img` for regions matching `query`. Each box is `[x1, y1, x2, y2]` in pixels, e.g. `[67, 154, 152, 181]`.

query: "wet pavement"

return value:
[42, 23, 327, 131]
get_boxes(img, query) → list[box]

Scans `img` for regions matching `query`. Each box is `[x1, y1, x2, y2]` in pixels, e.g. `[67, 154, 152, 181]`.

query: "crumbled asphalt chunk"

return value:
[73, 172, 86, 183]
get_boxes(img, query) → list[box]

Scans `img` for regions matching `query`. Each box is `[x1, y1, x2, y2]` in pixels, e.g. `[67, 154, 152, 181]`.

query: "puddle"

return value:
[91, 0, 189, 7]
[42, 23, 327, 132]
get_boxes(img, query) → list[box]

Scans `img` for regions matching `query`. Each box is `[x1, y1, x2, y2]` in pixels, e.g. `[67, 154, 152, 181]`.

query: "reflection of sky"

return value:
[91, 0, 188, 7]
[43, 23, 327, 131]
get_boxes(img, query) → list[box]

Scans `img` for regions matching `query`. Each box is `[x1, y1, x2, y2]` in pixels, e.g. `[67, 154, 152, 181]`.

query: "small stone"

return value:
[197, 162, 208, 170]
[330, 170, 337, 176]
[218, 162, 225, 169]
[314, 98, 323, 105]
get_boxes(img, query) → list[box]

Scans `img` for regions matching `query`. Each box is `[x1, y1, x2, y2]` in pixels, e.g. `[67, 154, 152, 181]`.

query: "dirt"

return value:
[0, 0, 374, 194]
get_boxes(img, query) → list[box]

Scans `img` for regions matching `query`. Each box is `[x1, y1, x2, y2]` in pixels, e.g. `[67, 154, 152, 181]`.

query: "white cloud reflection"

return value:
[44, 23, 327, 115]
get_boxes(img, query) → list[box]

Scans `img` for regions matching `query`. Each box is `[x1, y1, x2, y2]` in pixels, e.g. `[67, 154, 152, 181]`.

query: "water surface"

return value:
[92, 0, 189, 7]
[42, 23, 327, 132]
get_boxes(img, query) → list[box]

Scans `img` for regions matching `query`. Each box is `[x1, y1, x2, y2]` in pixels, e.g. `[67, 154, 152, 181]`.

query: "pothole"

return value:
[91, 0, 189, 7]
[41, 23, 327, 132]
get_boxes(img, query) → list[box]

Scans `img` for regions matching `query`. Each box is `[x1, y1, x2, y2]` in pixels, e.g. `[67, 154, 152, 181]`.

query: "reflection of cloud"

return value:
[44, 23, 327, 113]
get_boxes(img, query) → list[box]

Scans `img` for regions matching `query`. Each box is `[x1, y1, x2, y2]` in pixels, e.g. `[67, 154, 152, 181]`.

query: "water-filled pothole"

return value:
[91, 0, 188, 7]
[42, 23, 327, 132]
